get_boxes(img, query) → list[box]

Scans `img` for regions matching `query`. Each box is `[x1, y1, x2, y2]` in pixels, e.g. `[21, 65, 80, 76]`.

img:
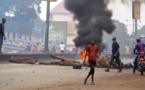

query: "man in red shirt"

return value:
[84, 38, 99, 85]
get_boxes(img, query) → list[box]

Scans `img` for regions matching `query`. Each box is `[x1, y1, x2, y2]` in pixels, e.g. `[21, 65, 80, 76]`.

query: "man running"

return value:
[84, 38, 99, 85]
[105, 37, 122, 72]
[0, 18, 6, 54]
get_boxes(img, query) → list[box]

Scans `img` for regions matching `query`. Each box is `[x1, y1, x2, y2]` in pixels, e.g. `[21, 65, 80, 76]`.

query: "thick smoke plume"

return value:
[64, 0, 116, 52]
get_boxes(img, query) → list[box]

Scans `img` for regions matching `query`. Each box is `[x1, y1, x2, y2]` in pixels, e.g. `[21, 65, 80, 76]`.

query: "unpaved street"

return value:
[0, 63, 144, 90]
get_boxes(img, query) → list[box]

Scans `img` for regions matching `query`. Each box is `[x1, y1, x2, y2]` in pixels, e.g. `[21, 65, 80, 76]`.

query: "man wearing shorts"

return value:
[84, 38, 99, 85]
[0, 18, 6, 54]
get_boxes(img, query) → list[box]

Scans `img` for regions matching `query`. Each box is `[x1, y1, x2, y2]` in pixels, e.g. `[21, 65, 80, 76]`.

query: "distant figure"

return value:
[125, 44, 129, 54]
[19, 45, 23, 53]
[0, 18, 6, 55]
[51, 46, 56, 53]
[26, 43, 31, 53]
[36, 43, 39, 53]
[84, 38, 99, 85]
[105, 37, 122, 72]
[129, 45, 134, 54]
[30, 45, 34, 54]
[33, 44, 36, 53]
[41, 44, 44, 53]
[59, 42, 65, 52]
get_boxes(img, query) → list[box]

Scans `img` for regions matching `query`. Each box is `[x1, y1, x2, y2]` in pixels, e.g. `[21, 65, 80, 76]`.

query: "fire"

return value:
[79, 50, 88, 62]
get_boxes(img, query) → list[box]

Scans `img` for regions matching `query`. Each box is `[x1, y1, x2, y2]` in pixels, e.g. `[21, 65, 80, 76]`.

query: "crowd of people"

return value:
[18, 42, 78, 54]
[20, 43, 44, 54]
[1, 42, 78, 54]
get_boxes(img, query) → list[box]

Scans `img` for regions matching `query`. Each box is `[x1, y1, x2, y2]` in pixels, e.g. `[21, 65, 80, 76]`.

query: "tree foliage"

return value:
[0, 0, 44, 37]
[138, 26, 145, 37]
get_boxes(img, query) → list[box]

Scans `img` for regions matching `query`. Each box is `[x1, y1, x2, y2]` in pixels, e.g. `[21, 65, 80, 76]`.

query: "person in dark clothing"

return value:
[84, 38, 99, 85]
[0, 18, 6, 54]
[105, 37, 122, 72]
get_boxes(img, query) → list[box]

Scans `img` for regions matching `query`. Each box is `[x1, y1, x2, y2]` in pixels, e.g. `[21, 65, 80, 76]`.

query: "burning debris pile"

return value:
[9, 55, 133, 69]
[64, 0, 116, 51]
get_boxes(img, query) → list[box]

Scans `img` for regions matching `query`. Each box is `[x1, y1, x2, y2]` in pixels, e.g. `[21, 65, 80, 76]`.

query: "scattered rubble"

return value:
[8, 54, 133, 69]
[51, 55, 81, 66]
[38, 60, 53, 65]
[9, 57, 37, 64]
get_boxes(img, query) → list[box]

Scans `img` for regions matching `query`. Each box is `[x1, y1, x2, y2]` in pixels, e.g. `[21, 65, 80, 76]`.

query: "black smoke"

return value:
[64, 0, 116, 52]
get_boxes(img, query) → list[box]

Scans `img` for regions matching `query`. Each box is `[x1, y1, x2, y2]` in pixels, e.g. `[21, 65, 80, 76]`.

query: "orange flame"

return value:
[79, 50, 88, 62]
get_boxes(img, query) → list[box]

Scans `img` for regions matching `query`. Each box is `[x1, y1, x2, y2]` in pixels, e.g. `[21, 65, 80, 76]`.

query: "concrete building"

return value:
[50, 1, 77, 51]
[2, 32, 42, 53]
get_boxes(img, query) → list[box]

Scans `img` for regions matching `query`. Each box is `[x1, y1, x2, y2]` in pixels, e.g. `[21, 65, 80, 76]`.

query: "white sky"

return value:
[108, 1, 145, 34]
[40, 0, 62, 21]
[39, 0, 145, 34]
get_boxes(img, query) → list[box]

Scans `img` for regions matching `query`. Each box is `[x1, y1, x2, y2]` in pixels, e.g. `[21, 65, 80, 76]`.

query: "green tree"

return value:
[0, 0, 43, 36]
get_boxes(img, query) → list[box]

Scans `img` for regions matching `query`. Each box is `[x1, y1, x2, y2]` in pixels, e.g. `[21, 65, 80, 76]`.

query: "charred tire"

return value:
[73, 63, 82, 69]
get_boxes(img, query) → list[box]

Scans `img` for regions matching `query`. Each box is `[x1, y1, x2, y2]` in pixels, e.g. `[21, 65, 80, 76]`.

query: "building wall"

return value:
[50, 13, 77, 51]
[3, 32, 42, 50]
[51, 14, 73, 22]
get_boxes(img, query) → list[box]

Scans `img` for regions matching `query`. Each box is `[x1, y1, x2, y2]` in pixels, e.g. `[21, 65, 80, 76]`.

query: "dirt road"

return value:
[0, 63, 144, 90]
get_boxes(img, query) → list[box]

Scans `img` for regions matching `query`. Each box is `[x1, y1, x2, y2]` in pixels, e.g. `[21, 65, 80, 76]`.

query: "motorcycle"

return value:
[137, 55, 145, 75]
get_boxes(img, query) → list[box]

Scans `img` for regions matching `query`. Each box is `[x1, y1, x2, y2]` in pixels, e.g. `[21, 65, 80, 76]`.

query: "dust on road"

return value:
[0, 64, 144, 90]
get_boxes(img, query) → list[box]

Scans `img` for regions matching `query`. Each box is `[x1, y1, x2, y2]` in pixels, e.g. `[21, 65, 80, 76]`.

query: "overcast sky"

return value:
[40, 0, 62, 21]
[39, 0, 145, 34]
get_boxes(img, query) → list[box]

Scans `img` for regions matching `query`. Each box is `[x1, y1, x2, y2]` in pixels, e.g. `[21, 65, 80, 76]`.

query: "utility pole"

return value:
[44, 1, 50, 53]
[135, 0, 138, 39]
[135, 18, 138, 39]
[42, 0, 57, 53]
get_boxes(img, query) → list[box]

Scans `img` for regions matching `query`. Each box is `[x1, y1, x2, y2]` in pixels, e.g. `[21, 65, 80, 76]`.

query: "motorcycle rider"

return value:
[133, 38, 145, 75]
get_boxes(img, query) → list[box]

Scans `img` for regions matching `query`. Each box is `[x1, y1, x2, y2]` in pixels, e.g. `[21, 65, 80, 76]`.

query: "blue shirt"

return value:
[134, 43, 145, 55]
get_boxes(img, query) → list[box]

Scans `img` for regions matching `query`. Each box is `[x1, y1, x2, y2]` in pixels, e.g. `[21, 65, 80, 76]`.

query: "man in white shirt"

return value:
[59, 42, 65, 52]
